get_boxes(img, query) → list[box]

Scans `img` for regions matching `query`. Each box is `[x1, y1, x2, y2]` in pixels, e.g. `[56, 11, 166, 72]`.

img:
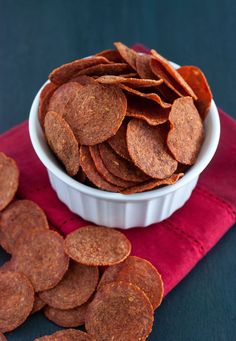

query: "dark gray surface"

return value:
[0, 1, 235, 340]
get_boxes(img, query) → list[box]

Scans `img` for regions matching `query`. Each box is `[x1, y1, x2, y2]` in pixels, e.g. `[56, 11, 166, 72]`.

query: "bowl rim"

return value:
[29, 61, 220, 202]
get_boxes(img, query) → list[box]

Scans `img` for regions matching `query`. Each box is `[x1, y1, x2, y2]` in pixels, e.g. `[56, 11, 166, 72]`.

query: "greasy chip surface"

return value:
[31, 295, 46, 315]
[114, 42, 137, 70]
[89, 145, 135, 188]
[167, 97, 204, 165]
[80, 146, 122, 192]
[122, 173, 184, 194]
[177, 65, 212, 119]
[0, 199, 49, 254]
[44, 300, 90, 327]
[38, 82, 58, 128]
[0, 271, 34, 333]
[96, 75, 163, 88]
[85, 281, 154, 341]
[39, 261, 99, 310]
[96, 49, 123, 63]
[65, 226, 131, 266]
[12, 230, 69, 292]
[0, 153, 19, 211]
[62, 83, 127, 145]
[44, 111, 80, 176]
[107, 120, 132, 161]
[127, 119, 178, 178]
[49, 56, 110, 85]
[34, 328, 95, 341]
[77, 63, 132, 76]
[98, 256, 164, 309]
[99, 143, 149, 182]
[136, 53, 156, 79]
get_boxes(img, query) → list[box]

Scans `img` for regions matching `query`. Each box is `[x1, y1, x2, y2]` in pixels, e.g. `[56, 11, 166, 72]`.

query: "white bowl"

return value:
[29, 61, 220, 229]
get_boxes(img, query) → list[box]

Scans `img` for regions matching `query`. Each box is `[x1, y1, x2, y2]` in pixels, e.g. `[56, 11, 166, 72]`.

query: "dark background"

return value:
[0, 0, 236, 340]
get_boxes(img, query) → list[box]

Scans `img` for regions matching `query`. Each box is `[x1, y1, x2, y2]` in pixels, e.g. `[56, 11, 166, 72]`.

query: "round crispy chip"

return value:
[107, 120, 132, 161]
[49, 56, 110, 85]
[85, 281, 154, 341]
[34, 329, 95, 341]
[122, 173, 184, 194]
[114, 42, 137, 70]
[44, 111, 80, 176]
[0, 332, 7, 341]
[38, 82, 58, 128]
[62, 83, 127, 145]
[71, 75, 97, 85]
[80, 146, 122, 192]
[65, 226, 131, 266]
[0, 153, 19, 212]
[136, 53, 156, 79]
[177, 65, 212, 120]
[77, 63, 132, 76]
[126, 95, 170, 126]
[96, 49, 123, 63]
[39, 261, 99, 310]
[167, 97, 204, 165]
[12, 230, 69, 292]
[89, 145, 135, 188]
[99, 143, 149, 183]
[31, 294, 46, 314]
[0, 271, 34, 333]
[0, 199, 49, 254]
[150, 49, 197, 100]
[98, 256, 164, 309]
[127, 119, 178, 179]
[119, 84, 171, 108]
[96, 75, 163, 88]
[44, 300, 90, 327]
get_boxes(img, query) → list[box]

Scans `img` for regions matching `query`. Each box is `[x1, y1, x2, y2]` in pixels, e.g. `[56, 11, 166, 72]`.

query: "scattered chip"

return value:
[0, 153, 19, 211]
[39, 261, 99, 310]
[167, 97, 204, 165]
[99, 143, 149, 183]
[96, 49, 123, 63]
[85, 281, 154, 341]
[38, 82, 58, 128]
[136, 53, 156, 79]
[107, 120, 132, 161]
[65, 226, 131, 266]
[12, 230, 69, 292]
[31, 295, 46, 315]
[114, 42, 137, 70]
[98, 256, 164, 309]
[44, 111, 80, 176]
[77, 63, 132, 76]
[177, 65, 212, 119]
[49, 56, 110, 85]
[0, 199, 49, 254]
[80, 146, 122, 192]
[96, 75, 163, 88]
[122, 173, 184, 194]
[34, 329, 96, 341]
[127, 119, 178, 178]
[0, 271, 34, 333]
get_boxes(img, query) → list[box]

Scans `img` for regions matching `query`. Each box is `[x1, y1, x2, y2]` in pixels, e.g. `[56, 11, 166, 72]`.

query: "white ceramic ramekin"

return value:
[29, 62, 220, 229]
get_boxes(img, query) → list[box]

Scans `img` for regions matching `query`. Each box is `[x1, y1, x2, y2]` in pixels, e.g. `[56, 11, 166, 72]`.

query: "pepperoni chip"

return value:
[99, 143, 149, 183]
[39, 261, 99, 310]
[12, 230, 69, 292]
[126, 96, 170, 126]
[98, 256, 164, 309]
[38, 82, 58, 128]
[107, 120, 132, 161]
[127, 119, 178, 179]
[0, 200, 49, 254]
[0, 333, 7, 341]
[65, 226, 131, 266]
[96, 49, 123, 63]
[177, 65, 212, 119]
[34, 329, 96, 341]
[63, 83, 127, 145]
[0, 271, 34, 333]
[80, 146, 122, 192]
[85, 281, 154, 341]
[122, 173, 184, 194]
[49, 56, 110, 85]
[77, 63, 132, 76]
[0, 153, 19, 212]
[167, 97, 204, 165]
[71, 75, 97, 85]
[136, 53, 156, 79]
[96, 75, 163, 88]
[44, 111, 80, 176]
[44, 300, 90, 327]
[31, 295, 46, 314]
[89, 145, 135, 188]
[114, 42, 137, 70]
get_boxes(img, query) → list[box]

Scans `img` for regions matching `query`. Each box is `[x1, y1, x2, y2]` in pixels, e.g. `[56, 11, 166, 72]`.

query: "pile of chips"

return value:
[0, 152, 164, 340]
[39, 42, 212, 194]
